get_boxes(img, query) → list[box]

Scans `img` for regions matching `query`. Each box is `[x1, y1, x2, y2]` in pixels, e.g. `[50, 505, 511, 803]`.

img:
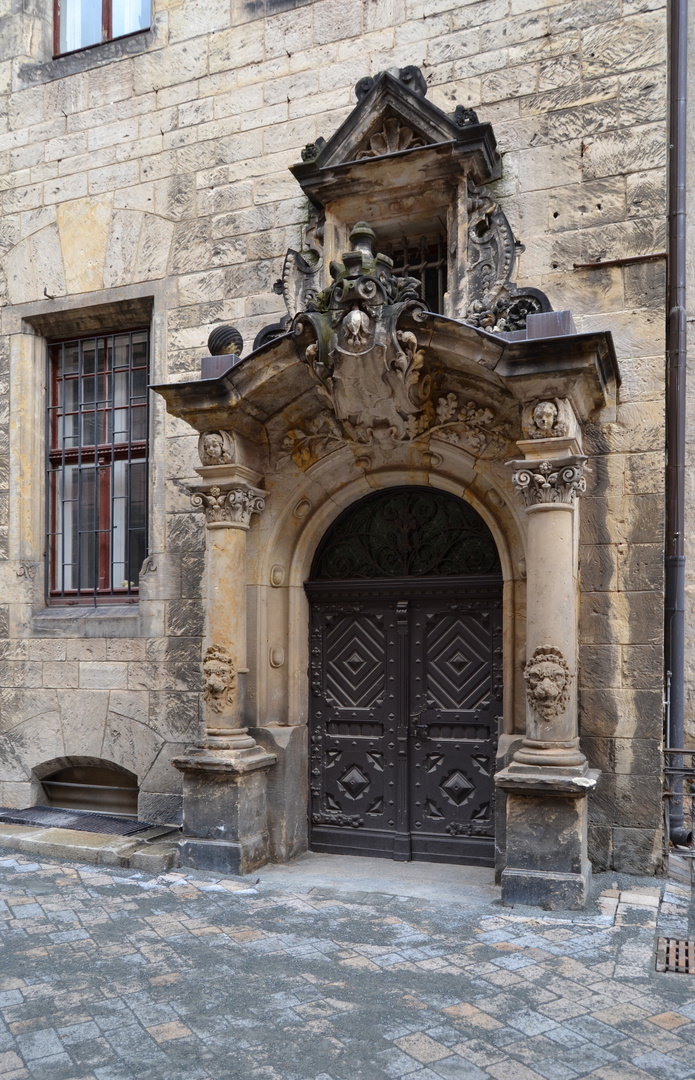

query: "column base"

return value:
[496, 766, 598, 911]
[179, 836, 266, 876]
[172, 737, 277, 876]
[501, 865, 592, 909]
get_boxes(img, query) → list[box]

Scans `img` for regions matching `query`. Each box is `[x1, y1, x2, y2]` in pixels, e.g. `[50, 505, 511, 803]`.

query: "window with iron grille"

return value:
[46, 330, 149, 605]
[54, 0, 151, 57]
[380, 234, 448, 314]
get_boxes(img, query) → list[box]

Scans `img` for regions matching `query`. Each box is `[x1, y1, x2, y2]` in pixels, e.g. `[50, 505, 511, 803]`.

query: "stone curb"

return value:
[0, 822, 181, 871]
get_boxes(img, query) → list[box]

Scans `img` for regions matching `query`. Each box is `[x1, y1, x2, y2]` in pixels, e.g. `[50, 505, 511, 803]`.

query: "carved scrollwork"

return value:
[312, 811, 364, 828]
[202, 644, 237, 714]
[524, 645, 571, 722]
[191, 485, 266, 528]
[464, 182, 551, 332]
[198, 430, 236, 466]
[511, 458, 587, 507]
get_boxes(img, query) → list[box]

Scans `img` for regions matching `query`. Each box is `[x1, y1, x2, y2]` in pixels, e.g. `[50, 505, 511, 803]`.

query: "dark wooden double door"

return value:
[307, 578, 502, 865]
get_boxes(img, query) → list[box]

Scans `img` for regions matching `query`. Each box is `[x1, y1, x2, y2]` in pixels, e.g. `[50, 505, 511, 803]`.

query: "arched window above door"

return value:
[311, 487, 501, 581]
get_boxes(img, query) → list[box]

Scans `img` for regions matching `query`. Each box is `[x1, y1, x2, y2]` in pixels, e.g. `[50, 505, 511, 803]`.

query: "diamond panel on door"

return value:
[324, 614, 385, 708]
[427, 614, 492, 711]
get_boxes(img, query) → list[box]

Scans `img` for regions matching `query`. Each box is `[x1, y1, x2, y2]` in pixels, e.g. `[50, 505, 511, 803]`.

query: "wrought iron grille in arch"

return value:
[311, 487, 501, 581]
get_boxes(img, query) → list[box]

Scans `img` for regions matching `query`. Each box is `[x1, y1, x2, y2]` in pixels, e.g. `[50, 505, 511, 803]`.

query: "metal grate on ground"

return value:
[656, 936, 695, 972]
[0, 805, 153, 836]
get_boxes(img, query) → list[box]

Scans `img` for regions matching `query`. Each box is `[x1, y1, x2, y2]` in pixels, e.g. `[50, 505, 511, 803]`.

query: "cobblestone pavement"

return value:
[0, 850, 694, 1080]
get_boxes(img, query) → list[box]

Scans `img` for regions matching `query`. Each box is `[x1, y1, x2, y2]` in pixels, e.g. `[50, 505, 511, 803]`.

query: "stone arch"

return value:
[246, 447, 526, 738]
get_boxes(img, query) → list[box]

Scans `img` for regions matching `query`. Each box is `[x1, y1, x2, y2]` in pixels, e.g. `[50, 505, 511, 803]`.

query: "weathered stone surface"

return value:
[0, 0, 670, 885]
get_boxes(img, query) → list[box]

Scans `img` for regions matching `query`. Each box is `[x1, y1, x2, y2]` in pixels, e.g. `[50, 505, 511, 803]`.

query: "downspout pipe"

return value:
[665, 0, 690, 846]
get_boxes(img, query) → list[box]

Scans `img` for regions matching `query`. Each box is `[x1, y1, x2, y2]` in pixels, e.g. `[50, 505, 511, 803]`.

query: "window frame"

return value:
[45, 327, 150, 607]
[53, 0, 151, 59]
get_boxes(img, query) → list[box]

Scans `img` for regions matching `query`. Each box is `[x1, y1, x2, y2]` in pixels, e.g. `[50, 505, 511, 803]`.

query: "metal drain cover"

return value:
[656, 937, 695, 973]
[0, 805, 153, 836]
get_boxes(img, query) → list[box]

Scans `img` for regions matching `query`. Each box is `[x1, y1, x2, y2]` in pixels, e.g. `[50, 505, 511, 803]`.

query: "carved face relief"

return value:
[524, 646, 571, 722]
[532, 401, 557, 436]
[202, 644, 236, 713]
[523, 399, 571, 441]
[198, 430, 236, 466]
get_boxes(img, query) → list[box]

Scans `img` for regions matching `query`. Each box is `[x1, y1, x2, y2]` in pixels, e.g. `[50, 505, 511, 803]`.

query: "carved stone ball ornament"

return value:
[207, 325, 243, 357]
[202, 644, 236, 714]
[198, 430, 236, 466]
[511, 458, 587, 507]
[191, 485, 266, 528]
[524, 645, 571, 722]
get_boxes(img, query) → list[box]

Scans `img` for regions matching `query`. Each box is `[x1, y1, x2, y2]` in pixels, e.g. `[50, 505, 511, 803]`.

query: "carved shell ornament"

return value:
[202, 644, 237, 713]
[524, 646, 571, 722]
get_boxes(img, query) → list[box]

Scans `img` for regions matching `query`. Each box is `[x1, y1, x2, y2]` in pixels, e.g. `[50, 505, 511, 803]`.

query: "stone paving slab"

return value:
[0, 849, 694, 1079]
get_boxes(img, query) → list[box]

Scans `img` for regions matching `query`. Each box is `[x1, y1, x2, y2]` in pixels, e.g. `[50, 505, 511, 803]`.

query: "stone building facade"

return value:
[0, 0, 675, 899]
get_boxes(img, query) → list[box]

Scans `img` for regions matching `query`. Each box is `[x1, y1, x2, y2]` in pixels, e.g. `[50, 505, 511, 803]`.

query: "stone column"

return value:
[496, 399, 598, 909]
[173, 449, 276, 875]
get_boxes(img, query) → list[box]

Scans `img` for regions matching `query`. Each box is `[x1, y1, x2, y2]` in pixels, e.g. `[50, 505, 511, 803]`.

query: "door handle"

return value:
[409, 711, 428, 740]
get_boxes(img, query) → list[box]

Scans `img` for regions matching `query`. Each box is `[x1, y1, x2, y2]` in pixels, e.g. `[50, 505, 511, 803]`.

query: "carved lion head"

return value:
[524, 645, 570, 721]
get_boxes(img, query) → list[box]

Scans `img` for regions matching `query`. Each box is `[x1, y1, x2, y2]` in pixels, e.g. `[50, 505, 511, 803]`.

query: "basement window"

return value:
[380, 233, 448, 314]
[41, 764, 139, 817]
[54, 0, 151, 57]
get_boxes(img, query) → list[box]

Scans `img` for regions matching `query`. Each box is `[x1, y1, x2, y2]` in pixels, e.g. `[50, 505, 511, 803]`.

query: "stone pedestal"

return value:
[496, 768, 598, 909]
[175, 736, 276, 875]
[174, 453, 276, 874]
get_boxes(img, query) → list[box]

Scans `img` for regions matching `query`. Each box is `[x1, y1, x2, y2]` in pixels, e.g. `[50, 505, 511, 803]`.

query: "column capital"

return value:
[192, 483, 266, 529]
[508, 455, 587, 509]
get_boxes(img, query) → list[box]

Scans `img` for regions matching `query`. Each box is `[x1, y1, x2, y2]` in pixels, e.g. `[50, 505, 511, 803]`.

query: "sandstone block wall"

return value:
[0, 0, 669, 867]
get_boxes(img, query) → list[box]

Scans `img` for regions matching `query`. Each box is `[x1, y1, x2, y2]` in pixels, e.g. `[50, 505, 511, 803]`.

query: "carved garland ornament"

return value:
[511, 459, 587, 506]
[524, 645, 571, 722]
[202, 644, 237, 714]
[191, 485, 266, 527]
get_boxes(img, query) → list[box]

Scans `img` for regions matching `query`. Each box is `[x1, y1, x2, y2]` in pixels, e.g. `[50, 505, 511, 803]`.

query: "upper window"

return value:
[381, 233, 448, 315]
[54, 0, 151, 56]
[47, 330, 149, 605]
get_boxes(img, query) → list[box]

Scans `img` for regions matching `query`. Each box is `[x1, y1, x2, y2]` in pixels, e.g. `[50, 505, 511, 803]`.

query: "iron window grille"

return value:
[53, 0, 151, 57]
[46, 329, 149, 605]
[381, 234, 448, 314]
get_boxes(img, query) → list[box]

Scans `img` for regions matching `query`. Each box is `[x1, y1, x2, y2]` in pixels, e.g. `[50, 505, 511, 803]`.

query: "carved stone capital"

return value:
[192, 484, 266, 529]
[509, 456, 587, 507]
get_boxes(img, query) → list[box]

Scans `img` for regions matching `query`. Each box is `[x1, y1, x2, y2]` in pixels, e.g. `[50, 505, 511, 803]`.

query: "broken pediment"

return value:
[291, 68, 499, 208]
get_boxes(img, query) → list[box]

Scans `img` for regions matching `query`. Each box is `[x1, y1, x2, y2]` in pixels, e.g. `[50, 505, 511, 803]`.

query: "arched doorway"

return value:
[305, 486, 503, 865]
